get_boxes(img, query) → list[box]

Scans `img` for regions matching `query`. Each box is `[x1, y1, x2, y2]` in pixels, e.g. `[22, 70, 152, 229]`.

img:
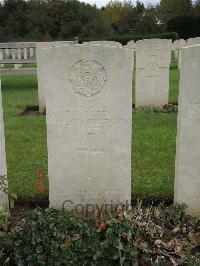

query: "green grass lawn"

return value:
[132, 112, 177, 201]
[169, 58, 180, 104]
[2, 75, 48, 201]
[3, 64, 37, 68]
[1, 61, 179, 202]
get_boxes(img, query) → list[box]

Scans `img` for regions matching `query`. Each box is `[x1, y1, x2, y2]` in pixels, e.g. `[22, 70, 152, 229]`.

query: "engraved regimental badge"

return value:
[145, 62, 160, 77]
[69, 59, 107, 97]
[144, 55, 160, 77]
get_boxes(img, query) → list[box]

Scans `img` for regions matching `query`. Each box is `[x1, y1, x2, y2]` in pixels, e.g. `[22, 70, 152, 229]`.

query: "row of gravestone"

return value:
[1, 38, 199, 113]
[171, 38, 200, 70]
[85, 36, 200, 51]
[126, 37, 200, 51]
[0, 41, 200, 217]
[36, 39, 176, 113]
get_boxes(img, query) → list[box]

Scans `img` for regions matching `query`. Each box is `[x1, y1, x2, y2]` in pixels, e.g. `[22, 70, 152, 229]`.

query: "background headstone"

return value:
[135, 39, 171, 107]
[173, 40, 180, 59]
[11, 49, 18, 70]
[0, 78, 9, 210]
[125, 41, 135, 71]
[83, 41, 122, 47]
[36, 41, 73, 113]
[126, 41, 136, 50]
[175, 44, 200, 215]
[187, 37, 200, 46]
[178, 39, 187, 69]
[43, 44, 133, 215]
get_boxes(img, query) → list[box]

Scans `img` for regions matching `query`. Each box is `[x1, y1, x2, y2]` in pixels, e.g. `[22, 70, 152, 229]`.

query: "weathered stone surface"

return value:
[175, 44, 200, 215]
[0, 79, 8, 210]
[135, 39, 171, 107]
[43, 44, 133, 215]
[36, 42, 73, 113]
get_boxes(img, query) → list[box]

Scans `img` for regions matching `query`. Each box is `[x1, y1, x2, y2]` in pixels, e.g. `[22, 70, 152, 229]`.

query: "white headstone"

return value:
[178, 39, 187, 69]
[175, 45, 200, 215]
[173, 40, 180, 58]
[187, 37, 200, 46]
[126, 41, 136, 50]
[171, 41, 176, 51]
[123, 45, 135, 72]
[180, 39, 187, 48]
[84, 41, 122, 47]
[0, 79, 8, 210]
[43, 44, 133, 216]
[36, 42, 73, 113]
[135, 39, 171, 107]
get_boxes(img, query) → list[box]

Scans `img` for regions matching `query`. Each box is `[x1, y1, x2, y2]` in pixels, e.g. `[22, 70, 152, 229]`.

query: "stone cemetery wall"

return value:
[42, 44, 133, 217]
[0, 42, 36, 62]
[0, 49, 4, 68]
[0, 41, 74, 74]
[135, 39, 171, 107]
[0, 78, 8, 210]
[175, 44, 200, 215]
[0, 42, 37, 76]
[14, 48, 22, 69]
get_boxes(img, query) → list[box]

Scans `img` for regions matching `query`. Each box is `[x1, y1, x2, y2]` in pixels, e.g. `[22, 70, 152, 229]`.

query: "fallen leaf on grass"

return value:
[168, 239, 185, 255]
[172, 226, 180, 234]
[188, 232, 200, 245]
